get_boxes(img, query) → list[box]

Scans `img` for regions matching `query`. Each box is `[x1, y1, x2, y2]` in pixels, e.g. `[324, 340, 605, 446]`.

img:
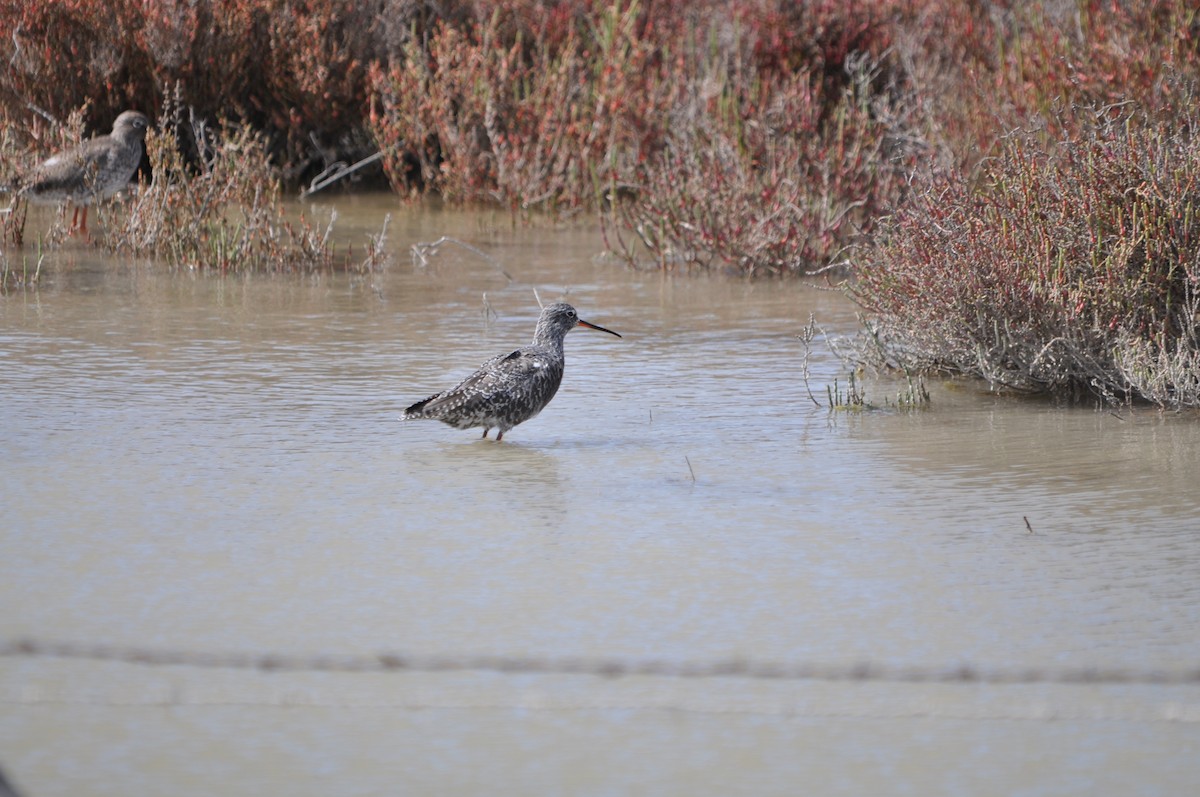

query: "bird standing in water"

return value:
[19, 110, 150, 236]
[402, 302, 622, 440]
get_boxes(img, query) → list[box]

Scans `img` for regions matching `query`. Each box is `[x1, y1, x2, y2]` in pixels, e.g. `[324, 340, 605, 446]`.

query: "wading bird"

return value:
[20, 110, 150, 236]
[402, 302, 622, 441]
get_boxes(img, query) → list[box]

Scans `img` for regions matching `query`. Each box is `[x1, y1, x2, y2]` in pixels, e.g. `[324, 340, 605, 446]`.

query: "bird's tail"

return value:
[400, 396, 434, 419]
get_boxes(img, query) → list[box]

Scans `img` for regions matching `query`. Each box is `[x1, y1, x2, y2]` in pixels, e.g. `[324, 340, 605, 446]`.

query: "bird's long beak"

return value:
[578, 319, 622, 338]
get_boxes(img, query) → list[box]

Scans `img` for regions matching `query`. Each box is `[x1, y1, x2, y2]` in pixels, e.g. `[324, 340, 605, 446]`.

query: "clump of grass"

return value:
[606, 57, 911, 274]
[367, 0, 678, 213]
[890, 373, 930, 409]
[603, 0, 916, 274]
[822, 367, 930, 413]
[97, 99, 387, 274]
[851, 107, 1200, 408]
[368, 0, 913, 270]
[799, 313, 927, 413]
[0, 246, 44, 293]
[827, 373, 871, 411]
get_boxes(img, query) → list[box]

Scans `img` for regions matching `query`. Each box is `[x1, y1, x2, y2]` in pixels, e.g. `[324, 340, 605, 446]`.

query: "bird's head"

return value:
[534, 302, 622, 345]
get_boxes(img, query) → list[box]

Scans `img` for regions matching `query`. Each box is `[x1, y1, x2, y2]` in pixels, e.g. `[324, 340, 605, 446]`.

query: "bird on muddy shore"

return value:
[402, 302, 622, 441]
[18, 110, 150, 236]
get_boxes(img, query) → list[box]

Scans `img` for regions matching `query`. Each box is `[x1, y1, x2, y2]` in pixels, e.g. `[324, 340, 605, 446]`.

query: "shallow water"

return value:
[2, 197, 1198, 796]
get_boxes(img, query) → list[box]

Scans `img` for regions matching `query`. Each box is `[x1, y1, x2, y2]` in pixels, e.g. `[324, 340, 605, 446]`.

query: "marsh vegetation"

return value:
[2, 0, 1199, 405]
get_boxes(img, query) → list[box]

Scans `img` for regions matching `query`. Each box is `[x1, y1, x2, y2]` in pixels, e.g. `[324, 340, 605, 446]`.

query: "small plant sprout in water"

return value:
[827, 372, 870, 412]
[798, 314, 928, 413]
[826, 371, 930, 412]
[889, 373, 931, 410]
[800, 314, 871, 411]
[91, 95, 386, 274]
[797, 314, 824, 408]
[0, 240, 45, 293]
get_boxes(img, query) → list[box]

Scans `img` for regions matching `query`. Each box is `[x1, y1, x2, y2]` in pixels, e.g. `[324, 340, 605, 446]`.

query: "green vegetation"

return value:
[1, 1, 1199, 405]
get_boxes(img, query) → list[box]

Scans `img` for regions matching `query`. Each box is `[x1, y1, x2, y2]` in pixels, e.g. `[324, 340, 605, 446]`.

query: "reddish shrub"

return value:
[0, 0, 419, 177]
[852, 111, 1200, 406]
[4, 0, 1200, 287]
[896, 0, 1200, 167]
[606, 65, 912, 275]
[368, 0, 916, 263]
[368, 1, 682, 209]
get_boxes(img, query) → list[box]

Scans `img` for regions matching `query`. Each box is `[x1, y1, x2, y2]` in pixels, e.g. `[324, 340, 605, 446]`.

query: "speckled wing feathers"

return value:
[404, 347, 564, 431]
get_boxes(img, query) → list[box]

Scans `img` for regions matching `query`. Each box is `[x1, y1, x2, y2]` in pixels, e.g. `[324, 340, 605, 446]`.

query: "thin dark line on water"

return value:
[1024, 516, 1034, 534]
[685, 456, 696, 483]
[2, 638, 1197, 686]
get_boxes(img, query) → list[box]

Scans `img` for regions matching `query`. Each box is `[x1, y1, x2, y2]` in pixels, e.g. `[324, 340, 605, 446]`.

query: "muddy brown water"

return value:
[2, 197, 1198, 795]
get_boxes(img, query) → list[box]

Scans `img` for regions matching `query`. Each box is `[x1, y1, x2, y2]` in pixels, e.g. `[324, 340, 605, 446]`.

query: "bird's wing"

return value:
[27, 139, 113, 192]
[415, 348, 549, 414]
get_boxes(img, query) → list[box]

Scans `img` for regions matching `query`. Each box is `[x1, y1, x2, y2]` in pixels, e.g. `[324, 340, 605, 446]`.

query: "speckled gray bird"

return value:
[21, 110, 150, 235]
[402, 302, 622, 440]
